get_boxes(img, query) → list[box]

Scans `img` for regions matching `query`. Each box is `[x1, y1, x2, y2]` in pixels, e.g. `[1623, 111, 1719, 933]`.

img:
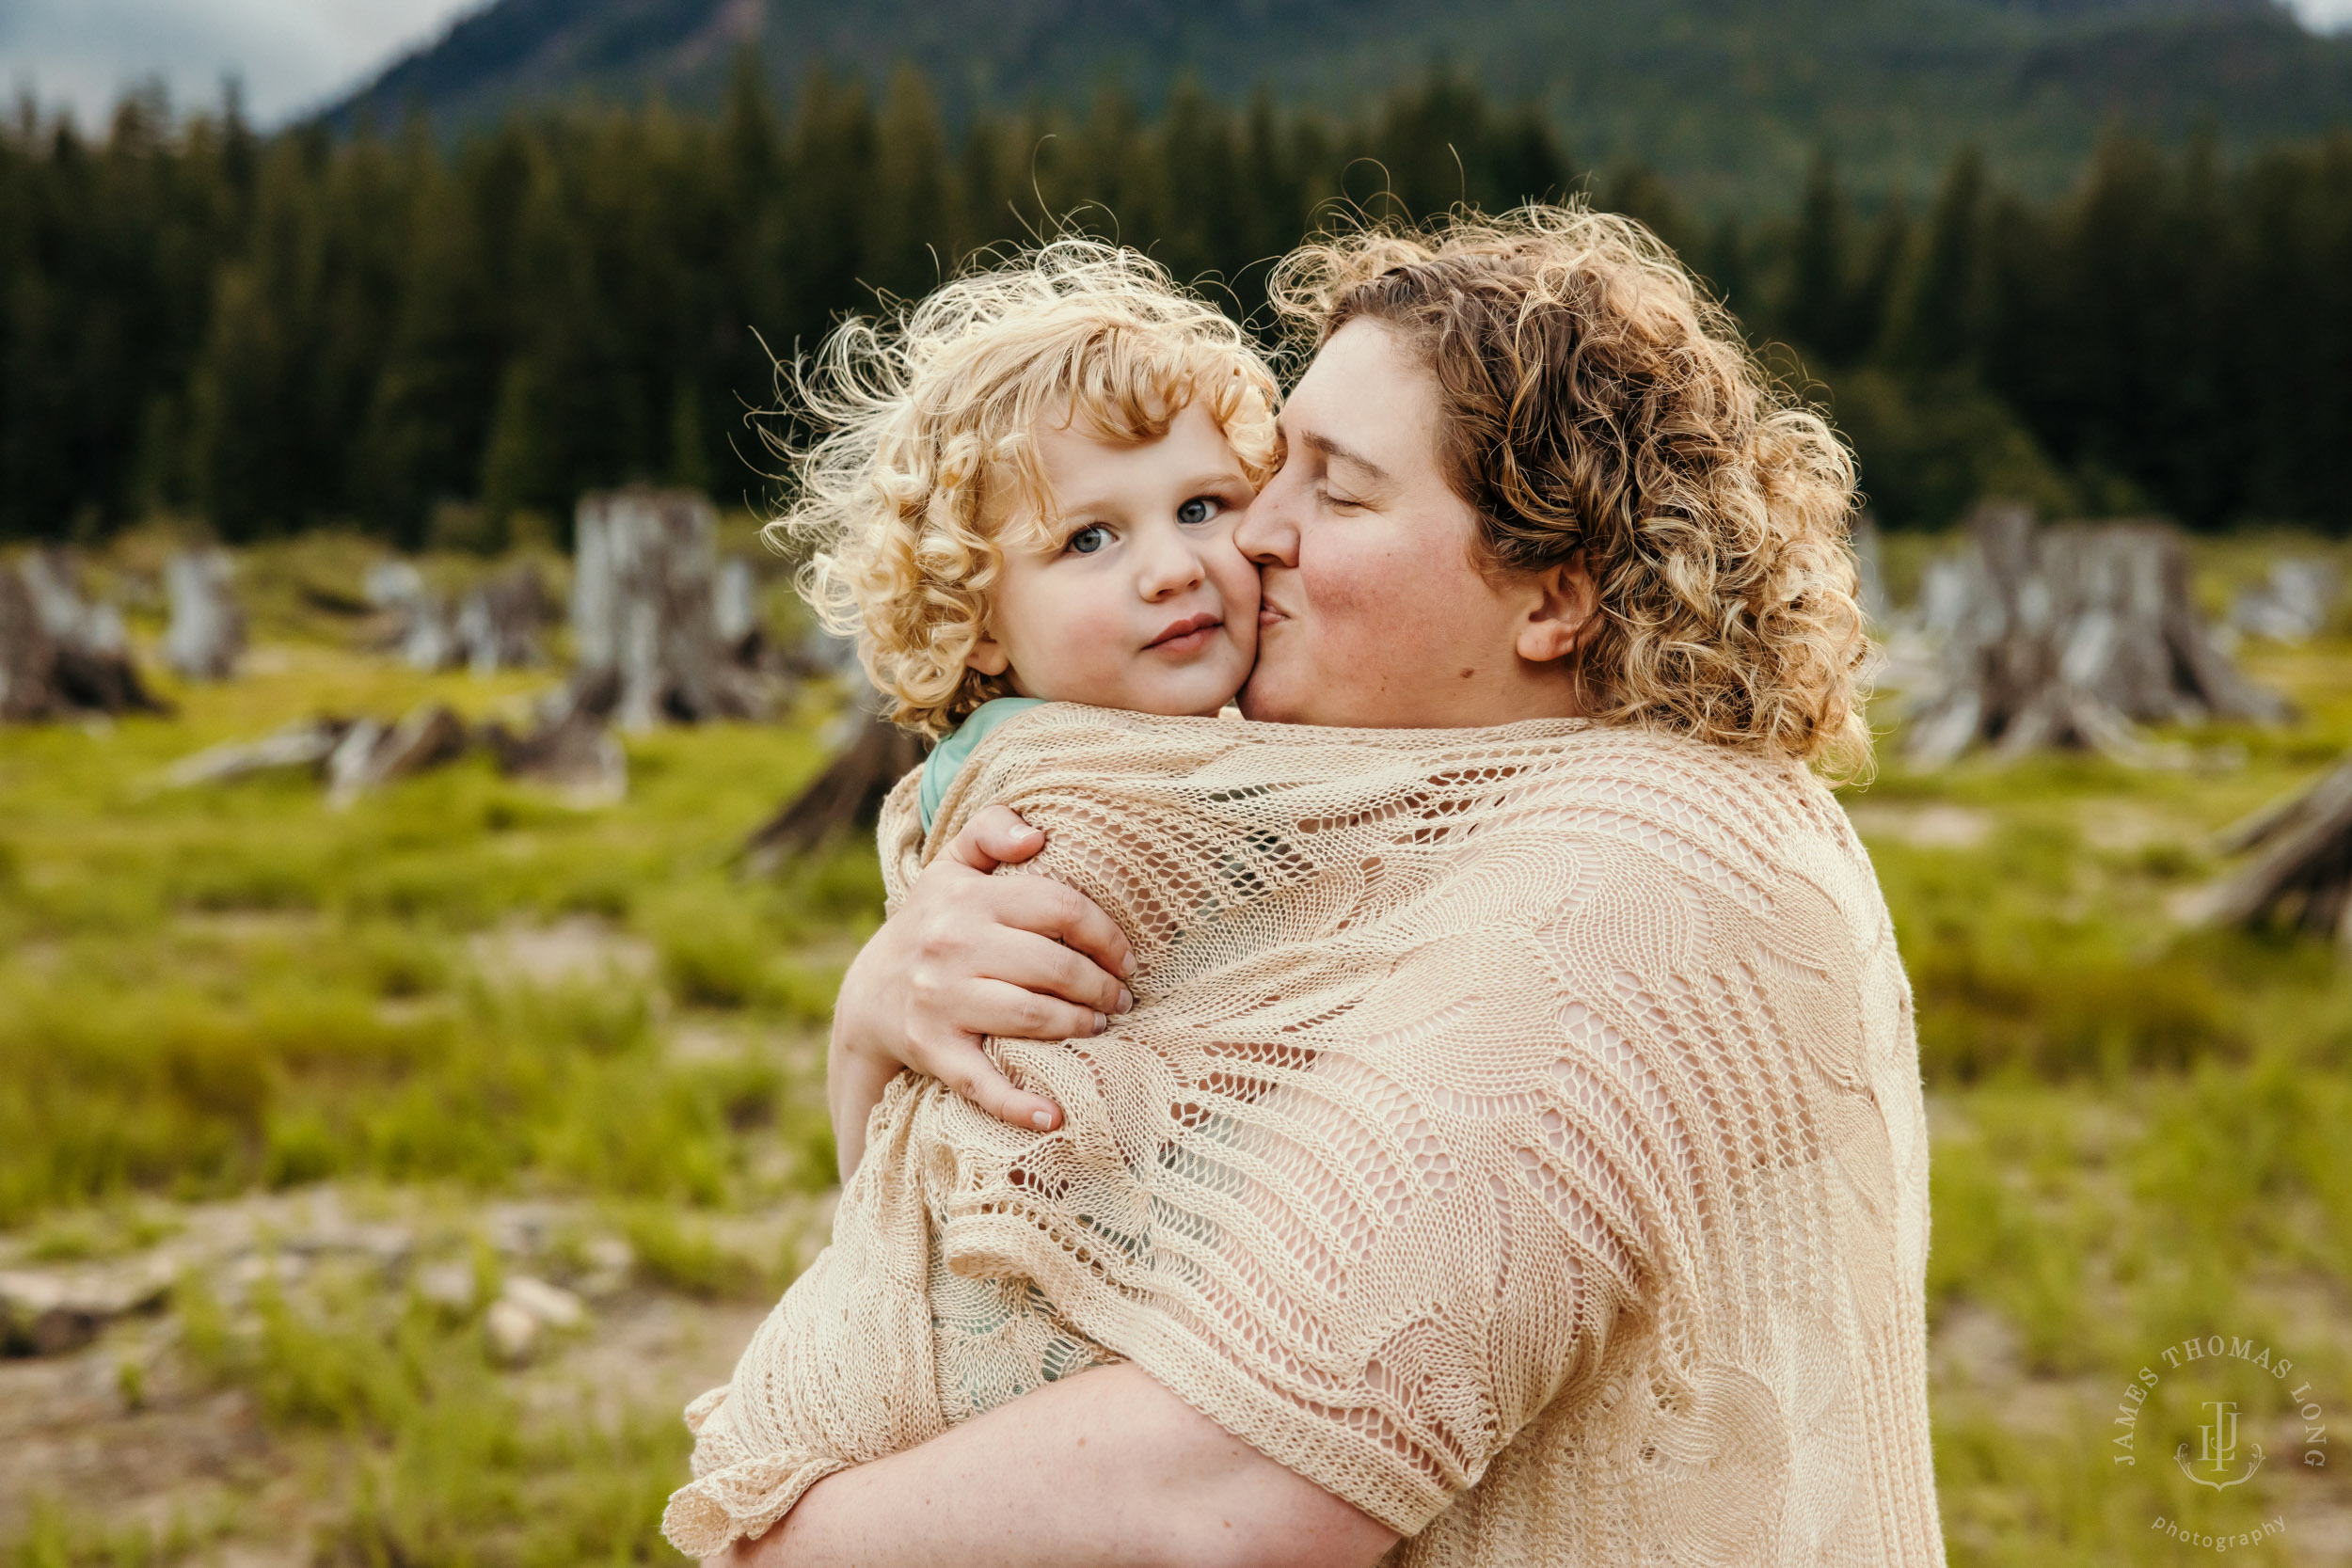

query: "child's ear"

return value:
[965, 637, 1011, 677]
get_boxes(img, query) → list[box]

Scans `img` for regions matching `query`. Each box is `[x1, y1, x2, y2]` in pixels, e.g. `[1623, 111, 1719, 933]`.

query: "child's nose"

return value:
[1138, 532, 1205, 598]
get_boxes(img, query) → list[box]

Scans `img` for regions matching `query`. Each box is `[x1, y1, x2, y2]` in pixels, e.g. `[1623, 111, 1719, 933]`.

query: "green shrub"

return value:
[618, 1205, 773, 1300]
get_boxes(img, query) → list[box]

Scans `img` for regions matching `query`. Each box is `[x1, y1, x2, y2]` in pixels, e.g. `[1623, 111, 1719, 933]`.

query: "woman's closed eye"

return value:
[1175, 495, 1224, 527]
[1316, 484, 1364, 514]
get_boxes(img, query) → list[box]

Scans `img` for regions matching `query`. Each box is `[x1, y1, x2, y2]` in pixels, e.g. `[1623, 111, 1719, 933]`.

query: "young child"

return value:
[656, 244, 1286, 1560]
[782, 237, 1281, 840]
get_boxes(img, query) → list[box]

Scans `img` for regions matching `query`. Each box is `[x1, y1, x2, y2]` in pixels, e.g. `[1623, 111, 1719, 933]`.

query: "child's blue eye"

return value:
[1176, 497, 1221, 527]
[1067, 524, 1110, 556]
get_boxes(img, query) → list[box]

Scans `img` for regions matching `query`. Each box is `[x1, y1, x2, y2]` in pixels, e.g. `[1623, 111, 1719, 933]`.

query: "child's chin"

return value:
[1133, 683, 1247, 720]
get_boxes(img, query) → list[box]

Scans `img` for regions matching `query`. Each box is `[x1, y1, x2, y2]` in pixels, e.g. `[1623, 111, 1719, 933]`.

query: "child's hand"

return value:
[827, 806, 1135, 1177]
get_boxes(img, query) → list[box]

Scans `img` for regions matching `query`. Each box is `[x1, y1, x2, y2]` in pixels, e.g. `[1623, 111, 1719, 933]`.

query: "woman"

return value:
[703, 206, 1942, 1568]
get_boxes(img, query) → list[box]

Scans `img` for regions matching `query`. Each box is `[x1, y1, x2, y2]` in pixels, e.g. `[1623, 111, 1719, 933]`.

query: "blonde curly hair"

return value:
[778, 240, 1280, 736]
[1272, 204, 1875, 780]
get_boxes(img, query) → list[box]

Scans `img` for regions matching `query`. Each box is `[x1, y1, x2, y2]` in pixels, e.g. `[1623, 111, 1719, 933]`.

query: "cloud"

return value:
[0, 0, 485, 127]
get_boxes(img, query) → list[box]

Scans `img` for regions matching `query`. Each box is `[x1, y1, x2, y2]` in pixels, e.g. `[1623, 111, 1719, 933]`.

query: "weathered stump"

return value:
[162, 549, 246, 680]
[2197, 755, 2352, 954]
[1902, 502, 2289, 767]
[572, 488, 770, 731]
[1852, 513, 1890, 631]
[367, 560, 548, 674]
[740, 708, 927, 873]
[714, 556, 766, 666]
[1, 550, 167, 720]
[454, 564, 550, 675]
[2229, 559, 2340, 644]
[484, 670, 628, 805]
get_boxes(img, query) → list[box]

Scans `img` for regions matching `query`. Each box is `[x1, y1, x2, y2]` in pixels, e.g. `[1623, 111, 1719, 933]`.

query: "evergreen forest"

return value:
[4, 61, 2349, 547]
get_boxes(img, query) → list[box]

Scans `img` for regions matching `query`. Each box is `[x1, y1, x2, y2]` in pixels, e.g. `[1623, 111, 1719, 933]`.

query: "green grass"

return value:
[1847, 574, 2352, 1566]
[7, 533, 2352, 1565]
[0, 625, 869, 1223]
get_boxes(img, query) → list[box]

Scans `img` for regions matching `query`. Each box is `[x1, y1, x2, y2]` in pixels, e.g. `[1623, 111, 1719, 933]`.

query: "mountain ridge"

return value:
[326, 0, 2352, 205]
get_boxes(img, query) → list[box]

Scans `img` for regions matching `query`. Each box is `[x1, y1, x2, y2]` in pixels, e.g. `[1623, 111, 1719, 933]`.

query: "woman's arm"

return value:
[828, 806, 1136, 1180]
[710, 1363, 1400, 1568]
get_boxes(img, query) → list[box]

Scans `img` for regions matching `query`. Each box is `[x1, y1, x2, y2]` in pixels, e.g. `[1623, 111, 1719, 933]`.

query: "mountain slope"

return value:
[326, 0, 2352, 203]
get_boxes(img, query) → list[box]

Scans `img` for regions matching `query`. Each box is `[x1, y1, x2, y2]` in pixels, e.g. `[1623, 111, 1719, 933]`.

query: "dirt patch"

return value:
[469, 916, 655, 989]
[0, 1182, 811, 1554]
[1846, 802, 1994, 850]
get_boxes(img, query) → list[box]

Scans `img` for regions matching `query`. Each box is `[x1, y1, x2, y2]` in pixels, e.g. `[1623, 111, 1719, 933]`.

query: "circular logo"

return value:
[2112, 1332, 2329, 1552]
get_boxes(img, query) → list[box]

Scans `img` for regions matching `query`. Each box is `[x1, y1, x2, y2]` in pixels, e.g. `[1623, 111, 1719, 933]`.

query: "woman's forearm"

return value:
[719, 1364, 1397, 1568]
[820, 807, 1136, 1174]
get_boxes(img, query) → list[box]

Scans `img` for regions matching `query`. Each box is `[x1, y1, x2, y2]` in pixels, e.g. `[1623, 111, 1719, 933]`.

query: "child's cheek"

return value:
[1206, 533, 1261, 618]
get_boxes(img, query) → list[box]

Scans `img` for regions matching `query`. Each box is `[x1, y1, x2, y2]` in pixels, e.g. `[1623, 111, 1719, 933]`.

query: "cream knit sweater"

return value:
[669, 708, 1947, 1566]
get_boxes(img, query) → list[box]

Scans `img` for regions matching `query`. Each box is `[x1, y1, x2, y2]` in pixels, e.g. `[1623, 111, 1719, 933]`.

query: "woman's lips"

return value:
[1147, 612, 1223, 654]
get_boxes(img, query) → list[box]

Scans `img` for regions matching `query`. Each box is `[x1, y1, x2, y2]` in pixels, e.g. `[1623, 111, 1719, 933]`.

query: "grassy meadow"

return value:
[4, 529, 2352, 1565]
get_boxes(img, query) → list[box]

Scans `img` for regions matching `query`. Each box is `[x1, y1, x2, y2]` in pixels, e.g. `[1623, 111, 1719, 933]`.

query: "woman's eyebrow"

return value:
[1300, 431, 1391, 486]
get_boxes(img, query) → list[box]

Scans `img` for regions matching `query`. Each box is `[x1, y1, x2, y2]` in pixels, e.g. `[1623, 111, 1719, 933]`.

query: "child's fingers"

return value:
[945, 806, 1048, 872]
[914, 1036, 1064, 1133]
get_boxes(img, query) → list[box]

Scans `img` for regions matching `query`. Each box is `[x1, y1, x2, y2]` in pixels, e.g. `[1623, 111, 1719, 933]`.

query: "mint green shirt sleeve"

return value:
[916, 697, 1050, 834]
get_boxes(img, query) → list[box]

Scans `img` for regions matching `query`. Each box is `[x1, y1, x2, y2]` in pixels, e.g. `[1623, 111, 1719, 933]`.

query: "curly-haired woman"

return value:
[688, 205, 1943, 1568]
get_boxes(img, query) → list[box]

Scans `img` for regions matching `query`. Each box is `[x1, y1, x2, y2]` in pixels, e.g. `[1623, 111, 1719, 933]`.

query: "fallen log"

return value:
[2199, 753, 2352, 954]
[164, 717, 354, 787]
[740, 708, 927, 874]
[326, 703, 470, 808]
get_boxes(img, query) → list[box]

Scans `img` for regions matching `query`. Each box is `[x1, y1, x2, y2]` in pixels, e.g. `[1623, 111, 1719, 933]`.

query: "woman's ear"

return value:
[1513, 554, 1597, 665]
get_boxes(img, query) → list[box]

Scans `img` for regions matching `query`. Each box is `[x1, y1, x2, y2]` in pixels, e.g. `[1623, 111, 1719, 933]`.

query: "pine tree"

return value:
[1157, 81, 1243, 289]
[1786, 149, 1856, 364]
[1893, 146, 1986, 372]
[866, 66, 951, 301]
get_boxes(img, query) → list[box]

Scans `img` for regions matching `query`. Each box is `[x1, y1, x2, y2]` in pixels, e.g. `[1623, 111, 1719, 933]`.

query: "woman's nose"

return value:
[1232, 487, 1299, 568]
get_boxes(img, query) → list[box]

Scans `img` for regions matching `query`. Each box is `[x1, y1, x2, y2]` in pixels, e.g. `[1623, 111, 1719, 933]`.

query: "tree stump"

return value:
[161, 549, 246, 680]
[483, 670, 628, 805]
[2229, 559, 2340, 644]
[740, 707, 928, 874]
[367, 560, 548, 674]
[1, 551, 167, 720]
[2200, 754, 2352, 955]
[1901, 501, 2290, 768]
[572, 488, 771, 731]
[453, 564, 549, 675]
[714, 556, 765, 665]
[1852, 513, 1890, 631]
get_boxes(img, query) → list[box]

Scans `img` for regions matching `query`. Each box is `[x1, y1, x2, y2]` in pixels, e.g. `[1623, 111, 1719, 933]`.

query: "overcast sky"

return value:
[1, 0, 486, 126]
[7, 0, 2352, 130]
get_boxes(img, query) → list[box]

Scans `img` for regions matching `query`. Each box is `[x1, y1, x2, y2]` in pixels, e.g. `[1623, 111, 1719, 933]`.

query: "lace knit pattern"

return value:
[666, 707, 1946, 1566]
